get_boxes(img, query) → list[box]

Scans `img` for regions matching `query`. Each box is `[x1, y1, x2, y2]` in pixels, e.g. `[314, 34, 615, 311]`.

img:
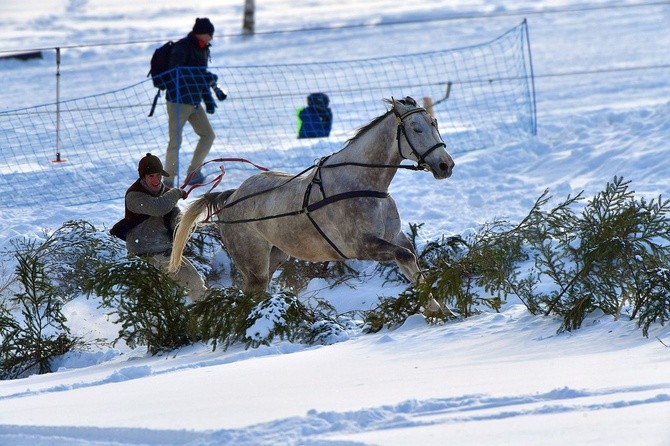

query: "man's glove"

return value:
[213, 86, 227, 101]
[179, 189, 188, 200]
[203, 92, 217, 114]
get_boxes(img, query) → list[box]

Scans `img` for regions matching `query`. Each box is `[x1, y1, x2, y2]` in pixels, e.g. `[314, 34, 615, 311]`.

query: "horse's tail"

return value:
[168, 190, 235, 274]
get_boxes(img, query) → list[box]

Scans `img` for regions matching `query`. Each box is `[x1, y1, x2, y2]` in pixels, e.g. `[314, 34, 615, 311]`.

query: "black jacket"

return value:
[165, 33, 217, 106]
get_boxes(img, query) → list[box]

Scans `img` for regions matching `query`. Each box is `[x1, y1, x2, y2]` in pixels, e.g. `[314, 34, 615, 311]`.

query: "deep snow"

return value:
[0, 1, 669, 445]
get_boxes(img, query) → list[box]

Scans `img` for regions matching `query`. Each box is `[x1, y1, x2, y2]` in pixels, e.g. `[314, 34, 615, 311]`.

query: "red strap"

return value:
[207, 157, 270, 172]
[182, 165, 225, 199]
[179, 157, 270, 200]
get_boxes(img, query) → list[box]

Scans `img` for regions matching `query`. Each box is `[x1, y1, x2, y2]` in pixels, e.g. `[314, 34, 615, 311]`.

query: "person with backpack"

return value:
[110, 153, 207, 301]
[157, 17, 227, 187]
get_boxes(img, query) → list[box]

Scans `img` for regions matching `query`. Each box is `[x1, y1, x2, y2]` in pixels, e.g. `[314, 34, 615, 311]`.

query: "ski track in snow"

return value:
[1, 385, 668, 445]
[1, 307, 668, 445]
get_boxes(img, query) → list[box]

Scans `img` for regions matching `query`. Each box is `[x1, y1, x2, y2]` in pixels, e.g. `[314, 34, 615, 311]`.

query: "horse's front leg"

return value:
[362, 234, 420, 281]
[384, 232, 456, 318]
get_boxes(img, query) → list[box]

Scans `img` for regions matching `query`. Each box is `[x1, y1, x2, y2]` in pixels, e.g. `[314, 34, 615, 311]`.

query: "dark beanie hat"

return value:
[193, 17, 215, 36]
[138, 153, 169, 178]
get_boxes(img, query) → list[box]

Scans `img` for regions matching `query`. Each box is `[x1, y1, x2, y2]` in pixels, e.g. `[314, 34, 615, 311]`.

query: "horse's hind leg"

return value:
[240, 246, 288, 294]
[223, 233, 273, 294]
[269, 246, 290, 280]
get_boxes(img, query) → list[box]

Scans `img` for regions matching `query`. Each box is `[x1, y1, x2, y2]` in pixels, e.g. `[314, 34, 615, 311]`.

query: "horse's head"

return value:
[391, 97, 454, 179]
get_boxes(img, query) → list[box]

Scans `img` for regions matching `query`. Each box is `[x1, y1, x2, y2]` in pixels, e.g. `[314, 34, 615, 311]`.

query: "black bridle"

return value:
[393, 106, 447, 172]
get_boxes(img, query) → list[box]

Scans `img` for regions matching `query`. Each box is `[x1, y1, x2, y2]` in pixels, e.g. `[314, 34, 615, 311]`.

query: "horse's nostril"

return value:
[439, 162, 451, 172]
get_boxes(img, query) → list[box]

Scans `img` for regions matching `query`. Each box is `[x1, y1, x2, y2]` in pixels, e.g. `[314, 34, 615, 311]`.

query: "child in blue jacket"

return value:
[297, 92, 332, 138]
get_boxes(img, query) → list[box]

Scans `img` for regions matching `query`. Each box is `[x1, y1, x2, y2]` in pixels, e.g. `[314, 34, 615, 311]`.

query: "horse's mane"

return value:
[343, 97, 417, 149]
[343, 109, 393, 148]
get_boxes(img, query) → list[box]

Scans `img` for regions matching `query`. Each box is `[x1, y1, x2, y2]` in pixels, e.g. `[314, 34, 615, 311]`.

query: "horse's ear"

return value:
[404, 96, 417, 106]
[388, 96, 400, 114]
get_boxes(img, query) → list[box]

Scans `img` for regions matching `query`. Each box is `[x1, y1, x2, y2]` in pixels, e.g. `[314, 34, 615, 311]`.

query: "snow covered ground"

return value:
[0, 1, 669, 445]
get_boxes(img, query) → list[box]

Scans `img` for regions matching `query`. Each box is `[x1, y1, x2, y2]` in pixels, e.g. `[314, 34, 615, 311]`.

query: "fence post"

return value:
[53, 47, 65, 163]
[423, 96, 434, 117]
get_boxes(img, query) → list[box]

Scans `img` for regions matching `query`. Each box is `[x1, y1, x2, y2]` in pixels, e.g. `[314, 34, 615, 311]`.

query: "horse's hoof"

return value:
[423, 301, 459, 320]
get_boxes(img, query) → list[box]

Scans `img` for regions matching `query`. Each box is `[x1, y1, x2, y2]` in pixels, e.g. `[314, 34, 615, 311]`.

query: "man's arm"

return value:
[126, 188, 183, 217]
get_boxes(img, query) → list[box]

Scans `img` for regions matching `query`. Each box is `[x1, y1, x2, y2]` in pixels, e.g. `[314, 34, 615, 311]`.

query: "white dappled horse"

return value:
[170, 97, 455, 313]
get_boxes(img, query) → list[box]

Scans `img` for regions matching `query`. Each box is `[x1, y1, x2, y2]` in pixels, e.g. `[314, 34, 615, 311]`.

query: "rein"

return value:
[215, 190, 389, 225]
[205, 164, 316, 222]
[181, 157, 271, 198]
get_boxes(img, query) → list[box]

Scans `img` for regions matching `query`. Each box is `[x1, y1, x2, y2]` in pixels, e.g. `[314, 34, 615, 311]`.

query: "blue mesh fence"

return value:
[0, 21, 535, 208]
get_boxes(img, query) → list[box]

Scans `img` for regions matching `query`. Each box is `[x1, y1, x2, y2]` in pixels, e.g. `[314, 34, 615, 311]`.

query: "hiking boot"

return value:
[187, 170, 206, 185]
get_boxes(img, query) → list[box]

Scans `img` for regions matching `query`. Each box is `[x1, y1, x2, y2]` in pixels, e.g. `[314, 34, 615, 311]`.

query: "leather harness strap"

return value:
[216, 187, 388, 224]
[301, 166, 389, 259]
[214, 104, 444, 259]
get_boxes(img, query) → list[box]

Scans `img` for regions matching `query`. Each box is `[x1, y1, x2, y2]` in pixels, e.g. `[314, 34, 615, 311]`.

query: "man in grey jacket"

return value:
[111, 153, 207, 301]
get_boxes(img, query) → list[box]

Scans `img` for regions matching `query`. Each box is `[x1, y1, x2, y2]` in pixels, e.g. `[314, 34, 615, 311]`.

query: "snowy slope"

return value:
[0, 1, 669, 445]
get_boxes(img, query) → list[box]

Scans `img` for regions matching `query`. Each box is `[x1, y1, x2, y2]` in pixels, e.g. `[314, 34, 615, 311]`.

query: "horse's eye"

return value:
[412, 124, 424, 133]
[432, 119, 439, 129]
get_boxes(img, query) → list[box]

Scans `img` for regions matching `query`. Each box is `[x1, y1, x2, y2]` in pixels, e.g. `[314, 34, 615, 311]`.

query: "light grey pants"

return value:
[165, 101, 216, 182]
[148, 253, 208, 302]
